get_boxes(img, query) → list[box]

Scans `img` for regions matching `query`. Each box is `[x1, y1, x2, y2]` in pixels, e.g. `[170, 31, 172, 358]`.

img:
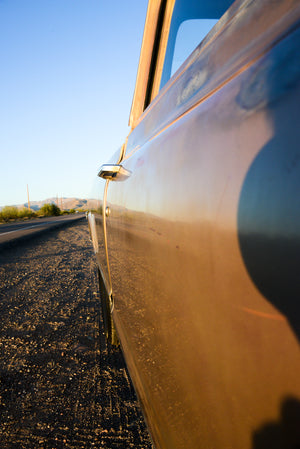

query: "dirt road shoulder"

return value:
[0, 220, 153, 448]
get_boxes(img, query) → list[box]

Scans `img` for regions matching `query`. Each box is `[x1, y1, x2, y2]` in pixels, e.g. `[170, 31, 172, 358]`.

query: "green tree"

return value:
[39, 203, 61, 216]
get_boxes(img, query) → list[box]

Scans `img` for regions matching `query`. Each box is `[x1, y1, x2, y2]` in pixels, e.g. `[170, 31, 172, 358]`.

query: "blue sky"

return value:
[0, 0, 148, 206]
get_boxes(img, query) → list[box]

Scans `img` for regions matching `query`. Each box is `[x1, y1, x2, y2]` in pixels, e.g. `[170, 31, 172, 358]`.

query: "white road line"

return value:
[0, 218, 74, 236]
[0, 224, 46, 236]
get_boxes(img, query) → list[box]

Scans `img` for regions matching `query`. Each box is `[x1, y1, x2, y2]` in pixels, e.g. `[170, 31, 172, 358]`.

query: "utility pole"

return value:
[27, 184, 31, 212]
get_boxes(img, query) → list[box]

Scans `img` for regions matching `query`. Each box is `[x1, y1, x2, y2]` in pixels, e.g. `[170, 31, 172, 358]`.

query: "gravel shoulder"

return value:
[0, 220, 153, 449]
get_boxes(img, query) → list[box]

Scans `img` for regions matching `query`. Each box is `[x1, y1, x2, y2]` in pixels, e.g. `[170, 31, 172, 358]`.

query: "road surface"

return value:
[0, 215, 85, 248]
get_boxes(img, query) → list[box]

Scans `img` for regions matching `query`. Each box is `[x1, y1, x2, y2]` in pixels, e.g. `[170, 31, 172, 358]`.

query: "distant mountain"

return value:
[3, 198, 101, 211]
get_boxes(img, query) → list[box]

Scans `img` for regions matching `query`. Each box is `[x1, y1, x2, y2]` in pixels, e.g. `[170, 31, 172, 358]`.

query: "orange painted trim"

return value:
[240, 306, 287, 322]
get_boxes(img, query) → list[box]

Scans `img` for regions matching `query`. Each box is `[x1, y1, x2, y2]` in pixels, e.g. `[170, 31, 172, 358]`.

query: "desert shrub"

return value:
[39, 203, 61, 216]
[18, 208, 37, 219]
[0, 206, 19, 221]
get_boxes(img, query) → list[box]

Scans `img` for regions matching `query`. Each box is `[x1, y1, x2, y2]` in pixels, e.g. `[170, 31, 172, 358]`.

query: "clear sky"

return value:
[0, 0, 148, 207]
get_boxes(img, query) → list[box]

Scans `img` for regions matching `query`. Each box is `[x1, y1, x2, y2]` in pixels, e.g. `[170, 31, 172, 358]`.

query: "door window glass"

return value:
[171, 18, 218, 76]
[159, 0, 234, 90]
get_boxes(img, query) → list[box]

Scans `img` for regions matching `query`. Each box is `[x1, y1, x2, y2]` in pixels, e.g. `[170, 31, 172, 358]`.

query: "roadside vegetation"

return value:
[0, 206, 36, 222]
[0, 203, 82, 223]
[39, 203, 61, 217]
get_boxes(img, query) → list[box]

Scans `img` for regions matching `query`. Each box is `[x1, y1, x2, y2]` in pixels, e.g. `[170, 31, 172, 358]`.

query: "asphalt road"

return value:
[0, 215, 85, 248]
[0, 219, 153, 448]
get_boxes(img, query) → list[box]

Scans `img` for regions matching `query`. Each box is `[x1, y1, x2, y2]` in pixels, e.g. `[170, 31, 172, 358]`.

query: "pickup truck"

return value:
[89, 0, 300, 448]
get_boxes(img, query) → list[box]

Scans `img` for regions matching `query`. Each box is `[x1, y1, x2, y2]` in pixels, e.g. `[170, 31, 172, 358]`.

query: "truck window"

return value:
[170, 18, 218, 77]
[159, 0, 234, 91]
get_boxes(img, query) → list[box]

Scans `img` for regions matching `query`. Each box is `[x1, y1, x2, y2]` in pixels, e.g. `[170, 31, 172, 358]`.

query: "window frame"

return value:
[129, 0, 175, 130]
[129, 0, 234, 130]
